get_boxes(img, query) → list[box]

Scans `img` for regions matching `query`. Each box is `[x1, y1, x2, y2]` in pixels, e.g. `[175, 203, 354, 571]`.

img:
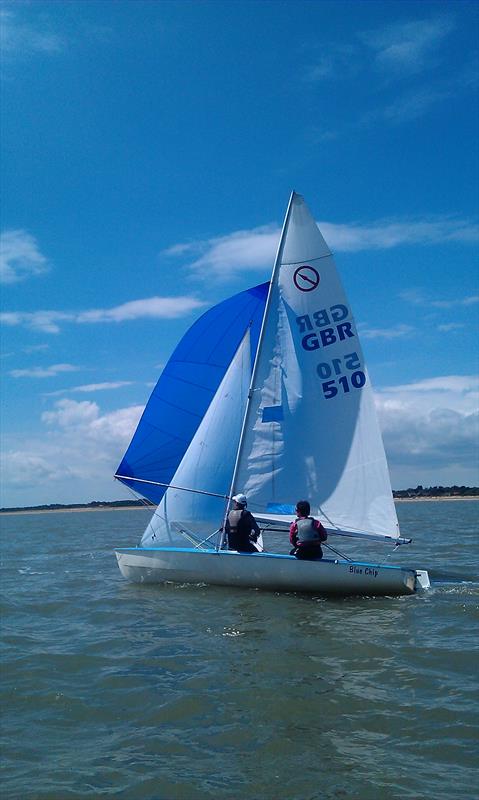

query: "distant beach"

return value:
[394, 496, 478, 502]
[1, 496, 478, 516]
[0, 505, 152, 517]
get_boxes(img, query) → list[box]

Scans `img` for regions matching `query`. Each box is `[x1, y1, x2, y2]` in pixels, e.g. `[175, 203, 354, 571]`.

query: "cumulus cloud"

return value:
[2, 369, 478, 507]
[0, 399, 144, 505]
[0, 230, 49, 284]
[0, 296, 207, 333]
[376, 374, 479, 484]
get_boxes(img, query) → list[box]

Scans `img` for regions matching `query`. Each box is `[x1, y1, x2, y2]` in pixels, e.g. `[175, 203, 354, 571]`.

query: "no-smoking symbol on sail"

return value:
[293, 265, 320, 292]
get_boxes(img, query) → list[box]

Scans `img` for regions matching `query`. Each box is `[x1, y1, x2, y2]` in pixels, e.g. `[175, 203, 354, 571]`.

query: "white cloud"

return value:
[1, 372, 478, 506]
[44, 382, 134, 397]
[0, 310, 69, 334]
[381, 375, 478, 398]
[165, 225, 279, 278]
[76, 296, 206, 323]
[0, 296, 207, 333]
[0, 230, 49, 284]
[9, 363, 79, 379]
[22, 344, 50, 354]
[0, 8, 64, 60]
[70, 381, 133, 393]
[437, 323, 465, 333]
[376, 374, 479, 484]
[401, 289, 479, 309]
[359, 324, 415, 340]
[361, 17, 455, 74]
[163, 216, 479, 279]
[1, 399, 144, 505]
[320, 218, 479, 251]
[306, 45, 358, 82]
[42, 398, 99, 428]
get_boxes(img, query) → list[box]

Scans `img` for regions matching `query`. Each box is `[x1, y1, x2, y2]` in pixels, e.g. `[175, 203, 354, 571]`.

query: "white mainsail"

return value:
[142, 329, 252, 547]
[234, 193, 399, 540]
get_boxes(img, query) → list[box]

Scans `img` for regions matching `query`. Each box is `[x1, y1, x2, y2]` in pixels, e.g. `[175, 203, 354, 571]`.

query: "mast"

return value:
[218, 191, 296, 550]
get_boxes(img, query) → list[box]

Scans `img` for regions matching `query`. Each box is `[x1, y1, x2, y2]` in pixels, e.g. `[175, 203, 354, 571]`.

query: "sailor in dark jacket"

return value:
[226, 494, 261, 553]
[289, 500, 327, 560]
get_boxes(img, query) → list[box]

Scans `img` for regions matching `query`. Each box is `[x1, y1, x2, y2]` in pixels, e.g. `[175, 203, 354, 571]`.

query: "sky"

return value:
[1, 0, 478, 507]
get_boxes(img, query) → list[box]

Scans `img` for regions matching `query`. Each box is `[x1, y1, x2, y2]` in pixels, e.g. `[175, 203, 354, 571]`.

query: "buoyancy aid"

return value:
[228, 509, 248, 535]
[296, 517, 322, 544]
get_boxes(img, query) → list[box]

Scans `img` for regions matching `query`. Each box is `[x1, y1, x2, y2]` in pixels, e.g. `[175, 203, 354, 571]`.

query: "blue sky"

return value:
[1, 0, 478, 507]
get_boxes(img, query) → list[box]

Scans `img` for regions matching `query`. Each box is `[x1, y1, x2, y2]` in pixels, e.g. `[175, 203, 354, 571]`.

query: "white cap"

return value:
[232, 493, 247, 506]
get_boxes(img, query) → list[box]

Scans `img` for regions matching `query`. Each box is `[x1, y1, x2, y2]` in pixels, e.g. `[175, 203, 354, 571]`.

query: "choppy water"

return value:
[1, 501, 478, 800]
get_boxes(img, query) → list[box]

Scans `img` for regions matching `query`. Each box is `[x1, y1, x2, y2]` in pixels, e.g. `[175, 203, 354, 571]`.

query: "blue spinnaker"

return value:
[116, 282, 269, 504]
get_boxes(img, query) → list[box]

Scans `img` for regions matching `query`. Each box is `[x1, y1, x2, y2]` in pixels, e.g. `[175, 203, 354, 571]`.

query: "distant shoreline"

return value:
[394, 496, 478, 502]
[0, 505, 154, 516]
[1, 496, 478, 516]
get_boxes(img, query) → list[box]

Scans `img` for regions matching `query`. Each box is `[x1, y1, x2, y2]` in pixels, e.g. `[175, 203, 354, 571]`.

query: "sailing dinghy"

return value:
[115, 192, 429, 596]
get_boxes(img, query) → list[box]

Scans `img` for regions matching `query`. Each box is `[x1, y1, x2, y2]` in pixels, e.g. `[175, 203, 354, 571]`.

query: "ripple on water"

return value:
[0, 505, 478, 800]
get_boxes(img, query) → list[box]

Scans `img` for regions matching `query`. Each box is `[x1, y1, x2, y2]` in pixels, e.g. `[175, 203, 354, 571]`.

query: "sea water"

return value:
[0, 501, 477, 800]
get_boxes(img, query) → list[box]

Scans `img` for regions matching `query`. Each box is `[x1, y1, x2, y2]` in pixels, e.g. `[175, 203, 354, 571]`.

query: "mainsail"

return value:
[233, 193, 400, 541]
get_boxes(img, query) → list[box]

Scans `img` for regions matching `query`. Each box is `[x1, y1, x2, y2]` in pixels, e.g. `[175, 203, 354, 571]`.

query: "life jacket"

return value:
[296, 516, 321, 544]
[228, 509, 249, 535]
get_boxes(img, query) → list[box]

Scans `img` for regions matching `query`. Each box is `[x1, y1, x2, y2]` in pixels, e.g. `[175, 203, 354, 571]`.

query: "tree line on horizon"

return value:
[1, 486, 478, 513]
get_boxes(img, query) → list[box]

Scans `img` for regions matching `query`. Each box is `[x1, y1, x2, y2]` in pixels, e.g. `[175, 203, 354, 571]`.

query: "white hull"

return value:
[115, 547, 429, 597]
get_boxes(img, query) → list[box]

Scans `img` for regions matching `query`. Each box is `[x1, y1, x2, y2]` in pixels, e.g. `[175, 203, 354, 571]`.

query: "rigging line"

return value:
[195, 529, 222, 549]
[323, 542, 352, 562]
[119, 480, 155, 509]
[114, 474, 229, 500]
[317, 505, 341, 531]
[174, 527, 206, 549]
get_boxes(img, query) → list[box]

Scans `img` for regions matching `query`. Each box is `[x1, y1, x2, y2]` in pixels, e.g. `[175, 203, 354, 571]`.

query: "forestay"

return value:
[233, 193, 400, 541]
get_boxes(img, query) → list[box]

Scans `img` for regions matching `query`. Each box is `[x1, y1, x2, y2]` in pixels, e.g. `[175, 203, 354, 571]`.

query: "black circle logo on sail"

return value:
[293, 265, 320, 292]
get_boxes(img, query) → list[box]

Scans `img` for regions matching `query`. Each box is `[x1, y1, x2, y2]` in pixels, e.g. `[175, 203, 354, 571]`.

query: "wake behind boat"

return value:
[114, 192, 430, 597]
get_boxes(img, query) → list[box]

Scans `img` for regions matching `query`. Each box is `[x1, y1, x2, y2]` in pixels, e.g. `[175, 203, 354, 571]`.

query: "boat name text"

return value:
[349, 566, 379, 578]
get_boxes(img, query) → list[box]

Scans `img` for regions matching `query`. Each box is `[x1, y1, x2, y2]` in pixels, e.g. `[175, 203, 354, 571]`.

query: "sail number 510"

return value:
[317, 352, 366, 399]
